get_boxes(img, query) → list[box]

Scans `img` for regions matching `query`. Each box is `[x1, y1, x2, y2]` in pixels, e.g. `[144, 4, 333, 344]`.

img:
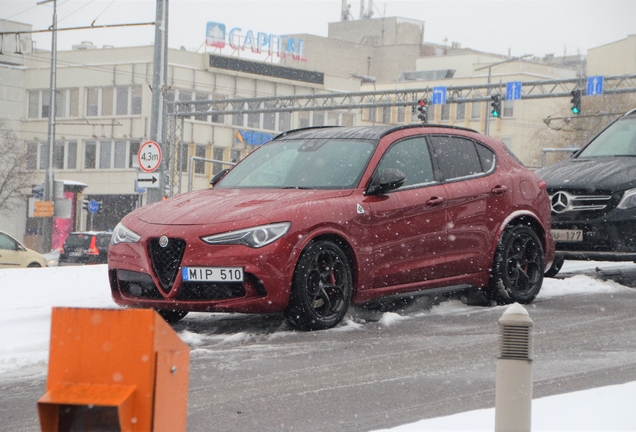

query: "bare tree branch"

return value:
[0, 120, 35, 216]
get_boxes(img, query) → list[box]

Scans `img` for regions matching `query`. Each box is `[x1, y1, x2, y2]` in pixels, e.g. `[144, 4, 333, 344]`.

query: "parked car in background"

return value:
[537, 108, 636, 277]
[59, 231, 113, 265]
[0, 231, 47, 268]
[109, 124, 554, 329]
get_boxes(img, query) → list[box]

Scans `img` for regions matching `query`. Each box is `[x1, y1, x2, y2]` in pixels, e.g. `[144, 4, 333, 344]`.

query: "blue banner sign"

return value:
[237, 130, 273, 146]
[206, 21, 306, 61]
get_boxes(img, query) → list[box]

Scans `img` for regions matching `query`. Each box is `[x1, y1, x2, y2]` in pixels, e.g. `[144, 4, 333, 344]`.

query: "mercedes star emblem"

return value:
[551, 191, 569, 213]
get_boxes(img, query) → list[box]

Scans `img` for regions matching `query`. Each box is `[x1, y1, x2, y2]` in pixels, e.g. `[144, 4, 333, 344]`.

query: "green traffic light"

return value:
[571, 106, 580, 114]
[492, 110, 500, 117]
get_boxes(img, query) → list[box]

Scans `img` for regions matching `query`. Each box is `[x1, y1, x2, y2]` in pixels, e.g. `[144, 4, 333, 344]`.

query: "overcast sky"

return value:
[2, 0, 635, 59]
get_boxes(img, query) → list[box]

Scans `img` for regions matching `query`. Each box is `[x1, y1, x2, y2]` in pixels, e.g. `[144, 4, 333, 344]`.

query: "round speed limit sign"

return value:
[138, 141, 162, 173]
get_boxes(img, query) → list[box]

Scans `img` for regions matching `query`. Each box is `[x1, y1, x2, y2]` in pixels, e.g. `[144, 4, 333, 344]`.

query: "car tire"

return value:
[285, 240, 354, 331]
[486, 225, 544, 305]
[157, 309, 188, 324]
[27, 262, 42, 268]
[545, 255, 565, 278]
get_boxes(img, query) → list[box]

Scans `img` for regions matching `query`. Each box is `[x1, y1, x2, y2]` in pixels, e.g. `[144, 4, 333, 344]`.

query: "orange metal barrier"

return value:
[38, 307, 190, 432]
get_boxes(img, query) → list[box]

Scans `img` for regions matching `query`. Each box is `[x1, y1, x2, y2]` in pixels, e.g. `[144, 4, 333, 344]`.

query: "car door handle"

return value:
[491, 185, 509, 195]
[426, 196, 445, 206]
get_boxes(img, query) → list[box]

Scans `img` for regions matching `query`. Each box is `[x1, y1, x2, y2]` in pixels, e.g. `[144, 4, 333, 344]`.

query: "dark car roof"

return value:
[274, 124, 480, 141]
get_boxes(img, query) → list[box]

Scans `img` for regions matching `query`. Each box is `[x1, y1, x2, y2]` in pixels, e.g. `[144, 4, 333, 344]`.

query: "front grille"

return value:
[549, 190, 612, 214]
[148, 238, 186, 293]
[176, 282, 246, 301]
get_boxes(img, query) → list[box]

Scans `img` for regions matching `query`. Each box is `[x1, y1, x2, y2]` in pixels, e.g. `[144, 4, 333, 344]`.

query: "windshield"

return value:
[216, 138, 375, 189]
[578, 116, 636, 158]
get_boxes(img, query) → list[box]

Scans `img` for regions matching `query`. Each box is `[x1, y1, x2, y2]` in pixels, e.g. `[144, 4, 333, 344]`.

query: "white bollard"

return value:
[495, 303, 534, 432]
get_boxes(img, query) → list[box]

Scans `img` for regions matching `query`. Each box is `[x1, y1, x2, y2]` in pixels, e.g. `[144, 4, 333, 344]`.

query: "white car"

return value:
[0, 231, 47, 268]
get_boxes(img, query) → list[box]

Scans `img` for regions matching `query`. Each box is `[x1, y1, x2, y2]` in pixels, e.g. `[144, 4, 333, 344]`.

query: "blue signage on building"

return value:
[206, 21, 306, 61]
[237, 130, 273, 146]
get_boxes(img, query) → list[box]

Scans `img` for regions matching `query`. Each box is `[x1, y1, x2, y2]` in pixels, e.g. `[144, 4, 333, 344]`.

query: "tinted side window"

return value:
[376, 137, 434, 188]
[476, 143, 495, 172]
[431, 136, 482, 180]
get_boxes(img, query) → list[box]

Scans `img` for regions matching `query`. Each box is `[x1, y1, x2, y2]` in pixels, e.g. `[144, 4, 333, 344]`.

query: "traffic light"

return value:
[570, 89, 582, 114]
[417, 98, 428, 123]
[81, 199, 89, 211]
[490, 94, 502, 118]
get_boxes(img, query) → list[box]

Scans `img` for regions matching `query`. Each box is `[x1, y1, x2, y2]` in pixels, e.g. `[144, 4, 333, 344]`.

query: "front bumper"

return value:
[552, 206, 636, 261]
[108, 235, 297, 314]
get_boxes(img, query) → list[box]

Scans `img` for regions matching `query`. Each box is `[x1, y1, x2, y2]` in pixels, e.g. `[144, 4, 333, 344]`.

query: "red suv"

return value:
[108, 125, 554, 330]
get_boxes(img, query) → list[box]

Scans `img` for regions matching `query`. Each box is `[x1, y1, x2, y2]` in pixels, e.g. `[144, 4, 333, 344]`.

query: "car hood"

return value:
[537, 157, 636, 192]
[134, 188, 354, 226]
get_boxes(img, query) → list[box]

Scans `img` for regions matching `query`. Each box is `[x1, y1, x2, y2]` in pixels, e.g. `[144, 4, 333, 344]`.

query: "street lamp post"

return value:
[37, 0, 57, 253]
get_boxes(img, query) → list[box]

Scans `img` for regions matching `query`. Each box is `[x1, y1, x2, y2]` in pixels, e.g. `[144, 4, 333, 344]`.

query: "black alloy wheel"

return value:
[285, 240, 354, 331]
[487, 225, 544, 305]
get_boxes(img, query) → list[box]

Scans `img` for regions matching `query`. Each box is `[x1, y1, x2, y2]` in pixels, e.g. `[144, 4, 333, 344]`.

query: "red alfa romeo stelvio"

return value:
[108, 124, 555, 330]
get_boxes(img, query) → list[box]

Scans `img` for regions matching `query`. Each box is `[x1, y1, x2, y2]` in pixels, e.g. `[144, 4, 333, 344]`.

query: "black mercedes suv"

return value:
[537, 108, 636, 276]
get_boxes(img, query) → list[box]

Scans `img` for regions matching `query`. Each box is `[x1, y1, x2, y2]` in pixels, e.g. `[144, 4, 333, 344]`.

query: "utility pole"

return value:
[37, 0, 57, 253]
[148, 0, 169, 204]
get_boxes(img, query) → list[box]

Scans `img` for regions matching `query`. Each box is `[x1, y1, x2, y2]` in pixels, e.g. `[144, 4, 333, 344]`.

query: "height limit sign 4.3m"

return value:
[138, 140, 162, 173]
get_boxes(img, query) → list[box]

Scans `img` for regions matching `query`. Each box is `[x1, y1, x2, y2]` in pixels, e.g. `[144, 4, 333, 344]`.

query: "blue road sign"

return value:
[506, 81, 522, 101]
[432, 86, 447, 104]
[587, 76, 604, 96]
[87, 199, 100, 214]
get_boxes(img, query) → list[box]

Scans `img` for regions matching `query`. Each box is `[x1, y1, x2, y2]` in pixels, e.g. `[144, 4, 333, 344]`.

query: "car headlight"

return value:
[111, 222, 141, 245]
[618, 188, 636, 209]
[201, 222, 291, 248]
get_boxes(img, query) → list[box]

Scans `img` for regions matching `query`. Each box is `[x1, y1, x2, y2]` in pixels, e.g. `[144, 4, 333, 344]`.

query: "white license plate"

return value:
[552, 229, 583, 242]
[181, 267, 244, 282]
[69, 252, 83, 257]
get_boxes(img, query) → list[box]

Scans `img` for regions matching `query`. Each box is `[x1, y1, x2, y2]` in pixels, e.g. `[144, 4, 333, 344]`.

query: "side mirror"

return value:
[366, 168, 406, 195]
[210, 168, 229, 187]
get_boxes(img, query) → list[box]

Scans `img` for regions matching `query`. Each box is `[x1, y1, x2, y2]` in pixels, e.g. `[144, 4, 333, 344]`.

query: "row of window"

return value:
[28, 85, 143, 119]
[26, 139, 213, 175]
[27, 86, 356, 132]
